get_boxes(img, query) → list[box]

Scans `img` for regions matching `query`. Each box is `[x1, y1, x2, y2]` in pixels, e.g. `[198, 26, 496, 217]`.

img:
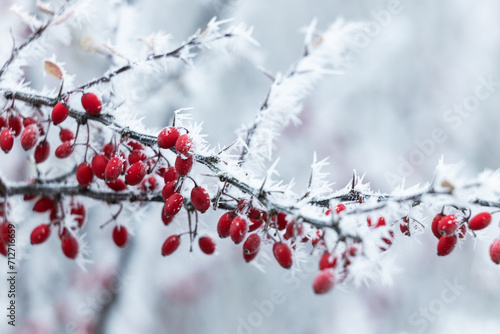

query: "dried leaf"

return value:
[44, 60, 63, 79]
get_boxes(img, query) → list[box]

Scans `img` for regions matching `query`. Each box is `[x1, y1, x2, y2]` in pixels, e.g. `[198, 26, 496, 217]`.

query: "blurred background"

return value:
[1, 0, 500, 333]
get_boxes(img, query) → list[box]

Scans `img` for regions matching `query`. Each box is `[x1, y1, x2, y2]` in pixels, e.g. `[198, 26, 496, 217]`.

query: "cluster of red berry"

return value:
[429, 209, 500, 262]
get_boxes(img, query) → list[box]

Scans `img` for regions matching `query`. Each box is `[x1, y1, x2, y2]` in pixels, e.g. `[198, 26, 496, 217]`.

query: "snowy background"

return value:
[1, 0, 500, 333]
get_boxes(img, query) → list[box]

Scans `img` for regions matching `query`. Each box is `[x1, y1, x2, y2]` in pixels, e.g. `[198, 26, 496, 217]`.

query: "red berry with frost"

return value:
[191, 186, 211, 213]
[112, 226, 128, 248]
[284, 221, 303, 240]
[161, 208, 174, 225]
[175, 134, 193, 157]
[8, 115, 22, 136]
[163, 193, 183, 216]
[55, 142, 74, 159]
[230, 216, 248, 244]
[51, 102, 69, 125]
[81, 93, 102, 115]
[312, 230, 324, 246]
[140, 175, 157, 192]
[175, 155, 193, 175]
[76, 163, 94, 187]
[431, 213, 444, 239]
[490, 239, 500, 264]
[457, 224, 467, 239]
[376, 217, 386, 228]
[400, 218, 410, 236]
[70, 203, 86, 228]
[313, 270, 335, 295]
[243, 234, 261, 262]
[127, 140, 144, 151]
[438, 214, 458, 236]
[275, 212, 288, 230]
[437, 235, 457, 256]
[217, 211, 236, 238]
[59, 128, 75, 142]
[30, 224, 51, 245]
[325, 208, 332, 216]
[105, 157, 124, 182]
[198, 236, 216, 255]
[162, 181, 177, 201]
[105, 178, 127, 191]
[157, 127, 179, 149]
[380, 230, 395, 251]
[61, 234, 79, 259]
[336, 204, 346, 214]
[125, 161, 146, 186]
[0, 129, 14, 153]
[33, 197, 56, 213]
[468, 212, 492, 231]
[163, 167, 179, 183]
[102, 143, 115, 159]
[92, 154, 108, 179]
[273, 242, 293, 269]
[161, 235, 181, 256]
[128, 150, 147, 164]
[319, 252, 337, 270]
[20, 125, 39, 150]
[34, 140, 50, 163]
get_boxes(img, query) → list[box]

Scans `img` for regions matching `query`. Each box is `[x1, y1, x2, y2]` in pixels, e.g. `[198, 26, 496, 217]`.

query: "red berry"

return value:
[162, 181, 177, 201]
[70, 203, 86, 228]
[163, 167, 179, 183]
[20, 125, 39, 150]
[376, 217, 386, 228]
[438, 214, 458, 236]
[319, 252, 337, 270]
[312, 230, 324, 246]
[33, 197, 56, 213]
[161, 208, 174, 225]
[161, 235, 181, 256]
[217, 211, 236, 238]
[61, 234, 79, 259]
[51, 102, 70, 125]
[0, 241, 6, 257]
[92, 154, 109, 179]
[468, 212, 492, 231]
[128, 150, 147, 164]
[490, 239, 500, 264]
[34, 140, 50, 163]
[102, 143, 115, 159]
[335, 204, 346, 214]
[284, 221, 303, 240]
[59, 128, 75, 142]
[431, 213, 444, 239]
[230, 216, 248, 244]
[457, 224, 467, 239]
[105, 157, 124, 182]
[163, 193, 184, 216]
[437, 235, 457, 256]
[8, 115, 22, 136]
[191, 186, 211, 213]
[0, 129, 14, 153]
[105, 178, 127, 191]
[76, 163, 94, 187]
[81, 93, 102, 115]
[175, 134, 193, 157]
[112, 226, 128, 248]
[140, 175, 158, 192]
[243, 234, 261, 262]
[127, 140, 144, 151]
[198, 236, 216, 255]
[400, 218, 410, 236]
[174, 155, 193, 176]
[23, 117, 37, 127]
[125, 161, 146, 186]
[55, 142, 74, 159]
[325, 208, 332, 216]
[157, 127, 179, 149]
[313, 270, 335, 295]
[273, 242, 293, 269]
[30, 224, 51, 245]
[0, 223, 10, 243]
[380, 230, 395, 251]
[275, 212, 288, 230]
